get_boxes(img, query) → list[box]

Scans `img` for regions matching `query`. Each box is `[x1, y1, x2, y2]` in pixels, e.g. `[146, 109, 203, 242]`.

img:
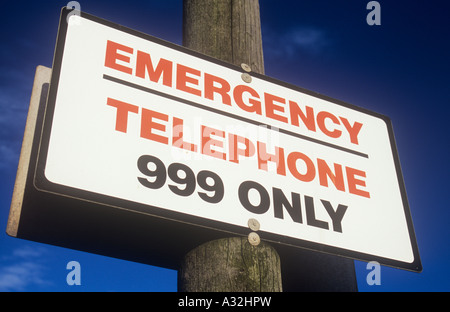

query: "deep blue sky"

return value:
[1, 0, 449, 291]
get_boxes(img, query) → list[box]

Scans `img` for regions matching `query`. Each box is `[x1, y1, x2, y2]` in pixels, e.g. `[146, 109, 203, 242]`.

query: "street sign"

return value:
[8, 8, 421, 272]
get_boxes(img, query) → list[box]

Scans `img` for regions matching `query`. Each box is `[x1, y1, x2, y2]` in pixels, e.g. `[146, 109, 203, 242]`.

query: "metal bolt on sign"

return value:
[248, 218, 260, 231]
[241, 73, 252, 83]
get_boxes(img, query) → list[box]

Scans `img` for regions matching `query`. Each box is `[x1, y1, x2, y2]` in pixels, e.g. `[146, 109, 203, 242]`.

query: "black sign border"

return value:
[34, 8, 421, 272]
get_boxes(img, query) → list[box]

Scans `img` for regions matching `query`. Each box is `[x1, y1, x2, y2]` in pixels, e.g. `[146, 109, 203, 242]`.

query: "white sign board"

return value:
[36, 9, 421, 271]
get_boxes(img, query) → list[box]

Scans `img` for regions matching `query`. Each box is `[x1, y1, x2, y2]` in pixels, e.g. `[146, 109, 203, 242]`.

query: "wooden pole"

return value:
[182, 0, 264, 74]
[178, 237, 282, 292]
[179, 0, 281, 292]
[179, 0, 358, 292]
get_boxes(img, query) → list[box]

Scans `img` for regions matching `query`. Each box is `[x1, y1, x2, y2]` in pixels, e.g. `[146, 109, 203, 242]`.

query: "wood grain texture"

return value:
[178, 237, 282, 292]
[183, 0, 264, 74]
[7, 66, 51, 237]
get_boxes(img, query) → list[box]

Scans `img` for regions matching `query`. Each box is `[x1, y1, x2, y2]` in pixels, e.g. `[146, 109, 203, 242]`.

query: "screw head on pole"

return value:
[248, 232, 261, 246]
[241, 63, 252, 73]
